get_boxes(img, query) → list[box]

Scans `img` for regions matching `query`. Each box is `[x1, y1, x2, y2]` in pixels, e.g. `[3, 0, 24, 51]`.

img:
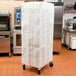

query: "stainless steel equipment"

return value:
[0, 12, 10, 31]
[13, 7, 21, 55]
[53, 2, 63, 54]
[53, 2, 64, 38]
[44, 0, 64, 38]
[0, 31, 11, 56]
[13, 30, 21, 54]
[66, 18, 76, 30]
[62, 10, 76, 45]
[0, 12, 11, 56]
[63, 28, 76, 49]
[14, 7, 21, 28]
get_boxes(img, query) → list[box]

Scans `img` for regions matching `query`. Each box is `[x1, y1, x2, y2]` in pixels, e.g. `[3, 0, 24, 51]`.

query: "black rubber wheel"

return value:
[53, 51, 60, 55]
[67, 47, 71, 50]
[38, 70, 41, 75]
[9, 53, 11, 57]
[49, 62, 53, 67]
[23, 65, 25, 70]
[13, 54, 16, 56]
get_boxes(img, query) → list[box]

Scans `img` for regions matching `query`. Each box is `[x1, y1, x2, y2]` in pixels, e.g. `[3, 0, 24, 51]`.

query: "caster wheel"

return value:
[23, 65, 25, 70]
[13, 54, 16, 56]
[9, 53, 11, 57]
[68, 48, 71, 50]
[49, 62, 53, 67]
[53, 51, 60, 55]
[38, 70, 41, 75]
[67, 47, 70, 50]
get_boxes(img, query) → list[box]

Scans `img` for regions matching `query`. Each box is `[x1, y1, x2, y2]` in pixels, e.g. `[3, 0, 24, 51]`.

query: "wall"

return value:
[0, 1, 24, 31]
[64, 0, 76, 5]
[0, 0, 75, 30]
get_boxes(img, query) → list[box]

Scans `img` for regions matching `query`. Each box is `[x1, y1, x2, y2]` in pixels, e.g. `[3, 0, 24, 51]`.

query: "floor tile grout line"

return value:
[0, 68, 1, 76]
[6, 57, 10, 76]
[13, 57, 15, 76]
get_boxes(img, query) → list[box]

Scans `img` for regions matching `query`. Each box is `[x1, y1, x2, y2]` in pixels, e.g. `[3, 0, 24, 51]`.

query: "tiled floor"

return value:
[0, 39, 76, 76]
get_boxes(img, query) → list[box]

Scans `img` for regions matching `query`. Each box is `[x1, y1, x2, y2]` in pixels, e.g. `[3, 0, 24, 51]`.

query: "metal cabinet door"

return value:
[0, 38, 10, 53]
[54, 6, 63, 38]
[54, 6, 63, 24]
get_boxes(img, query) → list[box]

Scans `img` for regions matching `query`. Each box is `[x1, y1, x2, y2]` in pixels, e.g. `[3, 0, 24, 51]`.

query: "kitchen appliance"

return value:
[0, 12, 11, 56]
[70, 35, 76, 49]
[66, 18, 76, 30]
[44, 0, 64, 38]
[0, 31, 11, 56]
[63, 28, 76, 49]
[14, 7, 21, 26]
[14, 7, 21, 30]
[13, 7, 21, 55]
[62, 11, 76, 45]
[21, 2, 54, 74]
[54, 5, 63, 38]
[0, 12, 10, 31]
[63, 17, 76, 48]
[13, 30, 21, 54]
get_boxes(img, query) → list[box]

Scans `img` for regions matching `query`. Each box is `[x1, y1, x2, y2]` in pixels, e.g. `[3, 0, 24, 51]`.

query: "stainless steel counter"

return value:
[64, 10, 76, 14]
[63, 28, 76, 49]
[63, 28, 76, 33]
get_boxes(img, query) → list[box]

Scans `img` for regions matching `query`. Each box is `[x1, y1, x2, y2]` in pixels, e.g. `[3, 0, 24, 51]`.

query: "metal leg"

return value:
[68, 47, 70, 50]
[9, 53, 11, 57]
[23, 65, 25, 70]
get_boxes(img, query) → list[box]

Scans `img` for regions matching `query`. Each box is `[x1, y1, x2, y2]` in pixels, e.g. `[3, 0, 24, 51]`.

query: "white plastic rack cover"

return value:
[21, 2, 54, 69]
